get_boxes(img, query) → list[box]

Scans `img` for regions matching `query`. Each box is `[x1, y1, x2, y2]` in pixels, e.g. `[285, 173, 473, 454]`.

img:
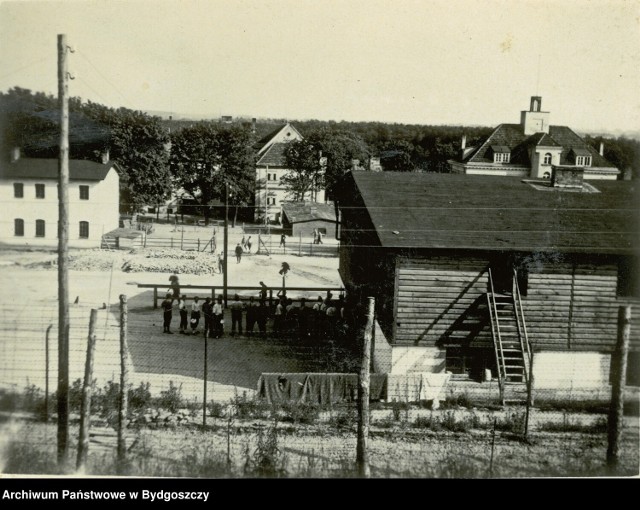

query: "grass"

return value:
[538, 416, 608, 434]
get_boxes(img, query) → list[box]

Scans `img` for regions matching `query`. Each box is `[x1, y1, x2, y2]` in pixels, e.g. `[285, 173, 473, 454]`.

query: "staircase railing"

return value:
[512, 268, 532, 385]
[487, 268, 506, 400]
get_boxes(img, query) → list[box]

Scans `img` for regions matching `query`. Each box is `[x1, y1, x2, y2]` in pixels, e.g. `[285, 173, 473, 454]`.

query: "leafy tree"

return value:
[307, 128, 370, 199]
[169, 123, 255, 225]
[281, 139, 323, 201]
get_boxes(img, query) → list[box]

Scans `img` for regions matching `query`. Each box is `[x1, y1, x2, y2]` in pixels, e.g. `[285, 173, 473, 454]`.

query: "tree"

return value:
[169, 123, 255, 225]
[307, 128, 370, 200]
[281, 139, 322, 201]
[0, 89, 172, 213]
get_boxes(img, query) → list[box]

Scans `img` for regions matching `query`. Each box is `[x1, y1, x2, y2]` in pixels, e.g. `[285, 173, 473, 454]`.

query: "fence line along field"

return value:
[0, 245, 638, 478]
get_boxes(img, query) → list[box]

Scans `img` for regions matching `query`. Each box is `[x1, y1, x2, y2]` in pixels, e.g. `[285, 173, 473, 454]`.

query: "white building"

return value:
[449, 96, 620, 180]
[0, 149, 120, 247]
[254, 123, 326, 223]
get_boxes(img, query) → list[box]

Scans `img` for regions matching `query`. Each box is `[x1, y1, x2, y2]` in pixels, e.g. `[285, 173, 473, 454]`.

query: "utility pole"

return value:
[223, 181, 229, 307]
[57, 33, 71, 467]
[264, 165, 269, 226]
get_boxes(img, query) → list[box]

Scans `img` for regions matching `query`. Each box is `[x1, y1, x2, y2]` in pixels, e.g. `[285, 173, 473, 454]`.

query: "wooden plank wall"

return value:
[395, 256, 489, 345]
[525, 262, 640, 351]
[394, 255, 639, 351]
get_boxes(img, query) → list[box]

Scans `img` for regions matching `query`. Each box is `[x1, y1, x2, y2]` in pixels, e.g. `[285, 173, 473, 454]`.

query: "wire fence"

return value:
[0, 298, 638, 478]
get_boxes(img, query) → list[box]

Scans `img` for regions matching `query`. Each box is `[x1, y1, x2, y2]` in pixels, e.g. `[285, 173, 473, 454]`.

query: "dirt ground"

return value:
[0, 245, 342, 401]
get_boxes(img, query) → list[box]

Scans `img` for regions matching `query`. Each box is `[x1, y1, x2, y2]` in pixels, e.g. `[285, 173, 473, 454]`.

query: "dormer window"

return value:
[571, 148, 592, 167]
[491, 145, 511, 164]
[575, 155, 591, 167]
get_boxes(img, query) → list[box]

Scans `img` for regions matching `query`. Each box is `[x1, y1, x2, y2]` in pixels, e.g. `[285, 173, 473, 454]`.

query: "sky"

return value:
[0, 0, 639, 133]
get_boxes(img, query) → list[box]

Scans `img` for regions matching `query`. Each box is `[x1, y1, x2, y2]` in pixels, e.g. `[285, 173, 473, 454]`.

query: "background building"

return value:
[449, 96, 620, 180]
[0, 148, 120, 247]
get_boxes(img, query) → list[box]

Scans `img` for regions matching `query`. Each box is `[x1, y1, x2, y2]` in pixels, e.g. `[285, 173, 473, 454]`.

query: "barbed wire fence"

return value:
[0, 296, 637, 478]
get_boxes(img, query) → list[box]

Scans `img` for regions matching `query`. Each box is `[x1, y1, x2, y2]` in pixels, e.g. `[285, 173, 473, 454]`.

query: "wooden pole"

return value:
[76, 309, 98, 472]
[117, 295, 130, 472]
[356, 296, 374, 478]
[181, 228, 184, 250]
[607, 305, 631, 473]
[203, 335, 208, 428]
[57, 33, 71, 467]
[45, 324, 52, 421]
[298, 232, 302, 257]
[524, 351, 534, 440]
[223, 181, 229, 307]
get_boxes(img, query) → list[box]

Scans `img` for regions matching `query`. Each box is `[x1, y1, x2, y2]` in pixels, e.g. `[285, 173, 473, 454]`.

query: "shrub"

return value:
[329, 406, 357, 431]
[129, 382, 152, 412]
[232, 392, 271, 420]
[156, 381, 184, 413]
[280, 401, 320, 425]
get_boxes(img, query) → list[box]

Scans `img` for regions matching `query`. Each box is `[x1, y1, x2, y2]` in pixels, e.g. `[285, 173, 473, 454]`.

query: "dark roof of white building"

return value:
[0, 157, 117, 181]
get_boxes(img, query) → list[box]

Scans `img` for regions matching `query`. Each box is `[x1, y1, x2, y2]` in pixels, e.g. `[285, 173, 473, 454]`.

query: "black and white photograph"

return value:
[0, 0, 638, 484]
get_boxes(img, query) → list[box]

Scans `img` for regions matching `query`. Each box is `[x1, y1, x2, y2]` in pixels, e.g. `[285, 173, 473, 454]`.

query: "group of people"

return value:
[312, 229, 324, 244]
[161, 279, 352, 342]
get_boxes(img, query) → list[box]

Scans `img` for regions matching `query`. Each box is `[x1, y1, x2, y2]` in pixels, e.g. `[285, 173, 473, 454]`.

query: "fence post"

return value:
[143, 232, 147, 248]
[607, 305, 631, 473]
[356, 296, 374, 478]
[45, 324, 53, 421]
[269, 289, 273, 309]
[76, 308, 98, 472]
[203, 335, 208, 428]
[524, 351, 534, 440]
[117, 294, 130, 473]
[298, 232, 302, 257]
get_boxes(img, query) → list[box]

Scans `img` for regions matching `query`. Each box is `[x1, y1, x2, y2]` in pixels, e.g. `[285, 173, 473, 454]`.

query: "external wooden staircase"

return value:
[487, 268, 532, 406]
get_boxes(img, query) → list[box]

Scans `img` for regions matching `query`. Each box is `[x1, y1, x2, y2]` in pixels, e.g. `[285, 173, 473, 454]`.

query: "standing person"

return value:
[245, 296, 258, 336]
[161, 293, 173, 334]
[317, 230, 323, 244]
[298, 298, 310, 339]
[241, 235, 246, 250]
[212, 295, 224, 338]
[217, 252, 224, 274]
[169, 274, 180, 302]
[230, 294, 244, 336]
[273, 297, 285, 337]
[259, 281, 268, 303]
[235, 242, 243, 263]
[280, 233, 286, 250]
[256, 300, 268, 338]
[202, 297, 213, 339]
[178, 295, 188, 334]
[190, 296, 201, 334]
[313, 229, 318, 245]
[246, 236, 252, 253]
[312, 295, 324, 339]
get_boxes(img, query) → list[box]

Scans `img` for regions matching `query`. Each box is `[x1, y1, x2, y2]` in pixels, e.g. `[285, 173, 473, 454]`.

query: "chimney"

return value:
[10, 147, 20, 162]
[460, 135, 467, 159]
[552, 166, 585, 189]
[623, 167, 633, 181]
[101, 149, 110, 164]
[599, 142, 604, 156]
[351, 159, 360, 171]
[251, 117, 257, 134]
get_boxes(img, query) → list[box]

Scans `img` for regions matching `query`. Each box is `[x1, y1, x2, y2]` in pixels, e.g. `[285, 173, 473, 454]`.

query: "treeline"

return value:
[2, 87, 639, 217]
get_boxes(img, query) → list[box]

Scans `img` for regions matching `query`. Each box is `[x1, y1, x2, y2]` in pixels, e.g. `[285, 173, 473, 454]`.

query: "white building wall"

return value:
[1, 168, 120, 247]
[532, 351, 611, 389]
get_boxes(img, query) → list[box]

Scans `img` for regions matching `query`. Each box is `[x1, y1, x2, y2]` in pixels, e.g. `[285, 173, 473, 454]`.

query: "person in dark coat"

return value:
[161, 293, 173, 334]
[257, 300, 268, 338]
[230, 294, 244, 336]
[235, 243, 243, 263]
[202, 297, 213, 339]
[246, 296, 258, 336]
[178, 295, 188, 334]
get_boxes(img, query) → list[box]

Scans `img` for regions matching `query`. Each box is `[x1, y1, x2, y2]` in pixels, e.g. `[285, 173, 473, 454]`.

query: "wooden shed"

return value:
[336, 170, 639, 397]
[281, 201, 337, 239]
